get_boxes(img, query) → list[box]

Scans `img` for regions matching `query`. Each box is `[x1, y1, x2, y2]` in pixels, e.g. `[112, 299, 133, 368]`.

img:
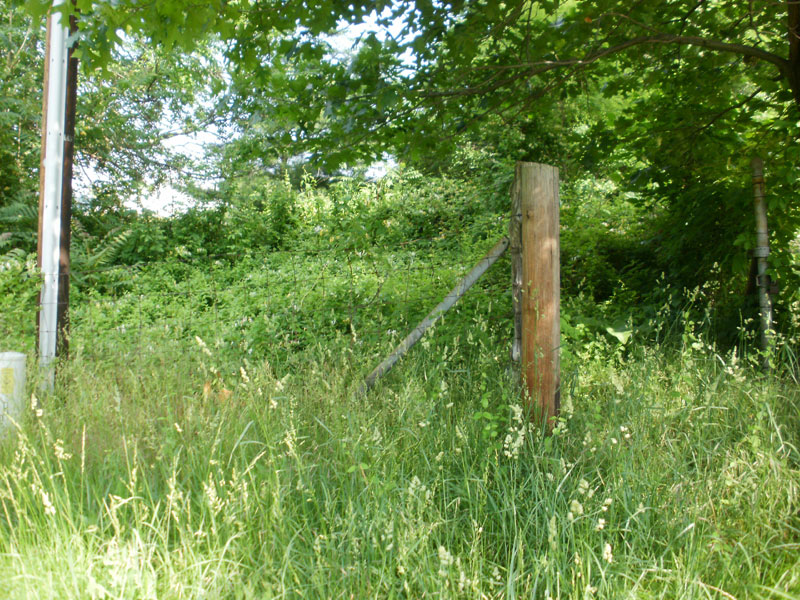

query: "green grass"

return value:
[1, 317, 798, 599]
[1, 239, 799, 599]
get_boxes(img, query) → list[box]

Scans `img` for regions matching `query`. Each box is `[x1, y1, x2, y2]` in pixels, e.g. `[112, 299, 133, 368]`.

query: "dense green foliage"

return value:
[3, 0, 799, 321]
[1, 1, 800, 596]
[0, 0, 223, 253]
[1, 236, 799, 598]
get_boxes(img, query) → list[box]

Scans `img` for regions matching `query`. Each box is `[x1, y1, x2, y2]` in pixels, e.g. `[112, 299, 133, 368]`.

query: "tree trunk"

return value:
[789, 0, 800, 109]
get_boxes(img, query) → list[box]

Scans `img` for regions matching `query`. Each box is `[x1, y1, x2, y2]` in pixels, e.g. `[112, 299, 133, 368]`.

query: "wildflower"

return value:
[240, 366, 250, 383]
[408, 476, 432, 503]
[40, 489, 56, 516]
[203, 474, 223, 516]
[438, 546, 454, 577]
[569, 499, 584, 516]
[283, 427, 296, 455]
[602, 542, 613, 564]
[503, 404, 527, 459]
[31, 394, 43, 418]
[602, 498, 613, 511]
[53, 439, 72, 461]
[314, 534, 325, 555]
[595, 518, 606, 531]
[578, 479, 590, 495]
[548, 515, 558, 550]
[372, 427, 383, 444]
[457, 564, 470, 593]
[195, 336, 212, 356]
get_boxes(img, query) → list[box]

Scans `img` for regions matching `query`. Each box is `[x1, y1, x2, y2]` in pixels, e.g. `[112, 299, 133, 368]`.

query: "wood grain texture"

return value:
[519, 162, 560, 429]
[509, 165, 522, 364]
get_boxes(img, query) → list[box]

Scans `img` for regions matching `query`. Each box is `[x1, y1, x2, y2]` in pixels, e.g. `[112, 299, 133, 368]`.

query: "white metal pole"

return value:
[39, 0, 69, 381]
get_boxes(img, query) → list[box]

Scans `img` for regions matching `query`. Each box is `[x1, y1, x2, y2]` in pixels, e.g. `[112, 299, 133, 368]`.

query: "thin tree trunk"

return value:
[789, 0, 800, 109]
[751, 157, 774, 369]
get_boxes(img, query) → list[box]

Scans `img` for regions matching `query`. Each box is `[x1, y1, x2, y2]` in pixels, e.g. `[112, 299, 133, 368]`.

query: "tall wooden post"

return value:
[750, 157, 774, 368]
[509, 167, 523, 365]
[56, 12, 79, 357]
[518, 163, 560, 429]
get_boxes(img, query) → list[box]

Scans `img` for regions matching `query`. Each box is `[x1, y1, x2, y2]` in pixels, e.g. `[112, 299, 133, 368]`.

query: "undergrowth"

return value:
[0, 304, 798, 599]
[1, 171, 799, 598]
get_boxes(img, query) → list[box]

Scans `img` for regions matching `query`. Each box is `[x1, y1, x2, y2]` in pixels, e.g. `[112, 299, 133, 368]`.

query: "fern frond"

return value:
[0, 202, 38, 225]
[0, 247, 31, 264]
[84, 228, 133, 270]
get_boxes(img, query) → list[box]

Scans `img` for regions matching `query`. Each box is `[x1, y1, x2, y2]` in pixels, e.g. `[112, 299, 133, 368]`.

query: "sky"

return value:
[74, 9, 403, 217]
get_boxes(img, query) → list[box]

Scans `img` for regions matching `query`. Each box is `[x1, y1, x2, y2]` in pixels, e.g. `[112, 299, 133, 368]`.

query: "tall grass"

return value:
[0, 313, 798, 599]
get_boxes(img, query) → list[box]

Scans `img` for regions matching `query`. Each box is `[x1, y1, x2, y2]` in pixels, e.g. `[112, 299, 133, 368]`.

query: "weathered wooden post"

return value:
[750, 157, 774, 369]
[509, 169, 523, 365]
[514, 162, 560, 429]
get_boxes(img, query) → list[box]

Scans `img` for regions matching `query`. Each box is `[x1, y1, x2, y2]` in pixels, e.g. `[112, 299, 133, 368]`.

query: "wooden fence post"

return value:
[518, 162, 560, 429]
[509, 165, 523, 365]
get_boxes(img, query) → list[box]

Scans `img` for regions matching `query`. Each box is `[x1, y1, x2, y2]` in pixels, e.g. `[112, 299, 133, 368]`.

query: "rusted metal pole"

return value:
[519, 162, 560, 430]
